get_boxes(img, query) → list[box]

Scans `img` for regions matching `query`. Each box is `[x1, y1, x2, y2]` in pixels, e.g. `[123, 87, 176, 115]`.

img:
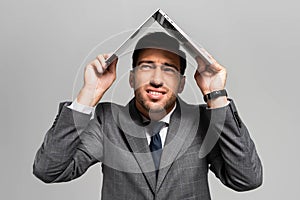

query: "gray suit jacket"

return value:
[33, 98, 262, 200]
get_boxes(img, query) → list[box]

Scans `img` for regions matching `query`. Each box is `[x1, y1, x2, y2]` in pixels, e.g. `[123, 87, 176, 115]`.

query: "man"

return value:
[33, 32, 263, 199]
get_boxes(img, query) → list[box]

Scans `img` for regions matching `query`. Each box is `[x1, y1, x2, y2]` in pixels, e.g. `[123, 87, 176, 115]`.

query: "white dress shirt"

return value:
[142, 105, 176, 148]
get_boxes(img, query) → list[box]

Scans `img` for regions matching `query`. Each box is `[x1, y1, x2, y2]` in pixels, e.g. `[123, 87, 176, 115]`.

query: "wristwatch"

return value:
[203, 89, 227, 102]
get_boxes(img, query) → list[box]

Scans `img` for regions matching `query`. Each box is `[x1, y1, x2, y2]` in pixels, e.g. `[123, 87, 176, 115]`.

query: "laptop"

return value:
[105, 8, 213, 66]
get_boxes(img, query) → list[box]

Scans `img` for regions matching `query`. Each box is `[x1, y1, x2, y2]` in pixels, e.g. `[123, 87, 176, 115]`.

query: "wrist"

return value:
[203, 89, 227, 102]
[206, 96, 229, 108]
[203, 89, 228, 108]
[77, 87, 104, 107]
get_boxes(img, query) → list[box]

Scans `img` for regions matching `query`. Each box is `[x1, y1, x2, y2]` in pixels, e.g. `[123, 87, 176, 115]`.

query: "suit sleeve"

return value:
[33, 102, 104, 183]
[205, 99, 263, 191]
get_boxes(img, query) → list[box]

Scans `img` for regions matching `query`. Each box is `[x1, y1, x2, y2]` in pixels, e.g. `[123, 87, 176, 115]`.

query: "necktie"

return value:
[149, 121, 165, 172]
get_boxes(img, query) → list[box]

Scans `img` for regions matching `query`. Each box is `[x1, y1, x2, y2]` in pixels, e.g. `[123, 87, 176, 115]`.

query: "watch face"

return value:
[215, 91, 221, 95]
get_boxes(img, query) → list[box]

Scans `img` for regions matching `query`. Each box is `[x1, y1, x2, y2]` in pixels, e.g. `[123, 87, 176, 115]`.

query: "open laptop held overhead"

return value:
[105, 8, 213, 67]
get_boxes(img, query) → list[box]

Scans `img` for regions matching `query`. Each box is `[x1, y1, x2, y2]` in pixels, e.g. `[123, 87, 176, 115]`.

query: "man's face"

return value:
[129, 48, 185, 119]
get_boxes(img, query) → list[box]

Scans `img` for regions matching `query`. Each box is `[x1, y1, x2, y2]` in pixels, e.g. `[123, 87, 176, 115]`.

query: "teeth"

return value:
[149, 91, 162, 95]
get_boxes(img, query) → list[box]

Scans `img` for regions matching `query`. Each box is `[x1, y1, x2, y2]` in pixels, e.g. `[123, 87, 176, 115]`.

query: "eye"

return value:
[161, 66, 178, 74]
[139, 64, 154, 70]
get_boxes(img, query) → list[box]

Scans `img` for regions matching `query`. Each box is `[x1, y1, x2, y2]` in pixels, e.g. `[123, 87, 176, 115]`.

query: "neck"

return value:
[147, 110, 168, 121]
[135, 102, 176, 121]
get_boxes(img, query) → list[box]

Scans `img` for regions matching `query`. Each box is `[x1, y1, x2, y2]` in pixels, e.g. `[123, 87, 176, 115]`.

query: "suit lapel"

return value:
[117, 98, 200, 193]
[156, 99, 200, 191]
[117, 99, 157, 193]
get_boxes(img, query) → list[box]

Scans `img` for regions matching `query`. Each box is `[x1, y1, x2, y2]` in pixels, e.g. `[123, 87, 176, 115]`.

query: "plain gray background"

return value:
[1, 0, 299, 199]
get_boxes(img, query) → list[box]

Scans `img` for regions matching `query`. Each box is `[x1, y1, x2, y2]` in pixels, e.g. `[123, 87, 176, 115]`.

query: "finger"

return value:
[103, 53, 118, 72]
[109, 57, 118, 74]
[193, 69, 200, 80]
[96, 54, 107, 70]
[209, 61, 224, 73]
[196, 54, 224, 74]
[103, 53, 111, 60]
[195, 56, 207, 73]
[104, 53, 118, 67]
[200, 50, 225, 72]
[91, 58, 105, 74]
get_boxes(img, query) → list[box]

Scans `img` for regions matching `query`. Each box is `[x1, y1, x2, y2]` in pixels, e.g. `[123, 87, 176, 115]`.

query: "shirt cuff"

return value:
[67, 98, 95, 115]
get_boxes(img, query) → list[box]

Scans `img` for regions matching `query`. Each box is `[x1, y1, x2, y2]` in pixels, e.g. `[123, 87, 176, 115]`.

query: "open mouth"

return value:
[146, 89, 166, 99]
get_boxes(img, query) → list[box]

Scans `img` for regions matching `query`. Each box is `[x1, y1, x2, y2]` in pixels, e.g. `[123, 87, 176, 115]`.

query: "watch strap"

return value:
[203, 89, 227, 102]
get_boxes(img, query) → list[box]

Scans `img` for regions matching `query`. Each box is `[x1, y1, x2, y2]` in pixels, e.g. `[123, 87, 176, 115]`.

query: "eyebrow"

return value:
[137, 60, 179, 70]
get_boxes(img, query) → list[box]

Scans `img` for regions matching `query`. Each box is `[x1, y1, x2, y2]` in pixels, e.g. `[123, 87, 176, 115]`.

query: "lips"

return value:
[146, 89, 166, 100]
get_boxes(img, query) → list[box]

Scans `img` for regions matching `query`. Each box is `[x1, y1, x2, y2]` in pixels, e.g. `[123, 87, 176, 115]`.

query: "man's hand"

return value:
[194, 52, 228, 108]
[77, 54, 118, 107]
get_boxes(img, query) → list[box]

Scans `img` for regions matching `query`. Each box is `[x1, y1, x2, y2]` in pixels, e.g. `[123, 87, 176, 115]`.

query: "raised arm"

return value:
[194, 52, 262, 191]
[33, 54, 118, 183]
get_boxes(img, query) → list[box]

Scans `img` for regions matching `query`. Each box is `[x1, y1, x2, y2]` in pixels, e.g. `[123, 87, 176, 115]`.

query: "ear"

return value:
[129, 70, 134, 88]
[178, 76, 186, 93]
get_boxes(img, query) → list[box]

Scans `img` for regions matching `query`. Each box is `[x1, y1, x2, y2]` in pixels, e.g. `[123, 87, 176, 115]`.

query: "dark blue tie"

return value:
[149, 122, 165, 172]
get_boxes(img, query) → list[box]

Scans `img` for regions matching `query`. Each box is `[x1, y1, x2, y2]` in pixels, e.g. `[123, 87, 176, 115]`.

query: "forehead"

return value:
[137, 48, 180, 67]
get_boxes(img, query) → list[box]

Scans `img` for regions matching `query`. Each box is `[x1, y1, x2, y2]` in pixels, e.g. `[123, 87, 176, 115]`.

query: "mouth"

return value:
[146, 89, 166, 100]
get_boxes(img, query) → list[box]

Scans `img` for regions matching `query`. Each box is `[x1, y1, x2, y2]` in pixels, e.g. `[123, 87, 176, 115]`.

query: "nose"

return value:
[150, 67, 163, 88]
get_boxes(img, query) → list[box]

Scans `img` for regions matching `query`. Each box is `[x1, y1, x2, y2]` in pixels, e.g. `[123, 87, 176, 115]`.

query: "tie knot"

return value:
[148, 121, 166, 136]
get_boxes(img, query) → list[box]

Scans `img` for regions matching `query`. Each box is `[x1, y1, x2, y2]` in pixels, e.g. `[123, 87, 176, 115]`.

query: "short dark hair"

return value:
[132, 32, 187, 75]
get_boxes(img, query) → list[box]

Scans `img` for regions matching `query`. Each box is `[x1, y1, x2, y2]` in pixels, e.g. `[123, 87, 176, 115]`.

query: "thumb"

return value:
[109, 57, 118, 74]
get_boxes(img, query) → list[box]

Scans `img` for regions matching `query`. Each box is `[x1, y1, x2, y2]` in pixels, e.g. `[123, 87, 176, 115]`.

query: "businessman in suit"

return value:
[33, 32, 263, 199]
